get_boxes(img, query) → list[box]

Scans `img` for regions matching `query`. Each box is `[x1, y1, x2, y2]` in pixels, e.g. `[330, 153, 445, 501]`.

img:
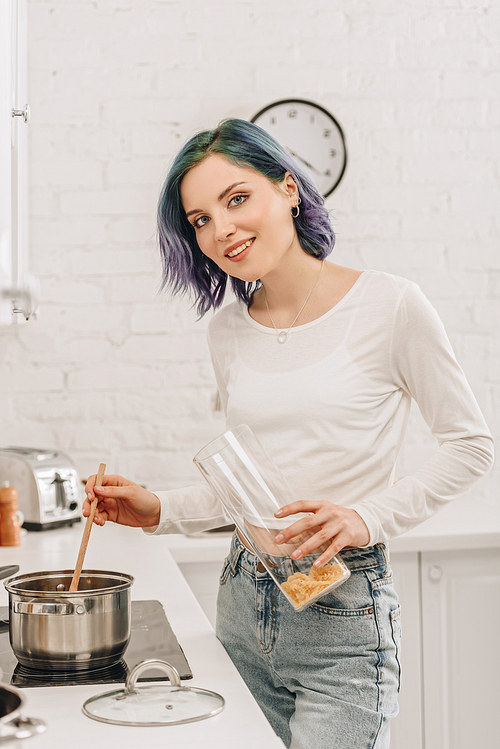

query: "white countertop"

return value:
[388, 495, 500, 553]
[0, 523, 284, 748]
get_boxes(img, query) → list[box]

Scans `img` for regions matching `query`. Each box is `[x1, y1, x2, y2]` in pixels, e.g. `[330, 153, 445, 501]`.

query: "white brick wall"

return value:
[0, 0, 497, 505]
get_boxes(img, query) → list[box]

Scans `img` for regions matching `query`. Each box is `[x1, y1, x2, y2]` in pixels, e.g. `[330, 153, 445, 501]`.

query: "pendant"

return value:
[277, 331, 289, 344]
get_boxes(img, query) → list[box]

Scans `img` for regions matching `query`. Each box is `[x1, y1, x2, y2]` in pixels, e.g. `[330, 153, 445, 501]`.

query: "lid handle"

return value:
[124, 659, 181, 694]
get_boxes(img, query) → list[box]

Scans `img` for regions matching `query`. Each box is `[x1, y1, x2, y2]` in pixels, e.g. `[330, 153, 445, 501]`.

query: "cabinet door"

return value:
[421, 548, 500, 749]
[0, 0, 28, 326]
[0, 0, 13, 323]
[390, 552, 423, 749]
[178, 561, 221, 629]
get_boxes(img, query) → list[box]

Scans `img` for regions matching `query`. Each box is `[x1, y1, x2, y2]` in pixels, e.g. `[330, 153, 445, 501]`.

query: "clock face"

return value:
[251, 99, 347, 198]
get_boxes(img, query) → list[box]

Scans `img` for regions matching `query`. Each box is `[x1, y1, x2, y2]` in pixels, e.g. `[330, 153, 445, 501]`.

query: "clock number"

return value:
[324, 168, 332, 176]
[270, 116, 276, 125]
[323, 128, 332, 138]
[288, 108, 298, 118]
[330, 148, 337, 158]
[310, 115, 315, 124]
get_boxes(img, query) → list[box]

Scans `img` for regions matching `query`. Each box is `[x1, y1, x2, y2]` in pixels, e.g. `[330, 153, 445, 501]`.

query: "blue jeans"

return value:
[216, 533, 401, 749]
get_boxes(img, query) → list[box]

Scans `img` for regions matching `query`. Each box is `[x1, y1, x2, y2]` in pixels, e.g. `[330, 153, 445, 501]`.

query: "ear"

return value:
[282, 172, 299, 203]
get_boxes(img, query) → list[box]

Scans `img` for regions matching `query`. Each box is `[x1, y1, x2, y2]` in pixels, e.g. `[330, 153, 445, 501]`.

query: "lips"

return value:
[225, 237, 255, 260]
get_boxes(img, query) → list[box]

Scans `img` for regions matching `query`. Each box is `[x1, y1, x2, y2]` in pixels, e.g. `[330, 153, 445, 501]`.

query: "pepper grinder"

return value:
[0, 481, 21, 546]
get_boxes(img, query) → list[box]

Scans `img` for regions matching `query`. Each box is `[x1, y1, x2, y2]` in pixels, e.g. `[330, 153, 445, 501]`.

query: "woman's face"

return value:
[180, 153, 301, 283]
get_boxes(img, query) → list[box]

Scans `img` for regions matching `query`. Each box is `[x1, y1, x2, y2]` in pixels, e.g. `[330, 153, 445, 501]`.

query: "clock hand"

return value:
[286, 147, 323, 176]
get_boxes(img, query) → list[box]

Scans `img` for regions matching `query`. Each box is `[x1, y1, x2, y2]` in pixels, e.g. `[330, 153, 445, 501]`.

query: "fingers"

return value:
[85, 474, 96, 493]
[83, 494, 103, 523]
[275, 500, 320, 519]
[82, 475, 160, 528]
[275, 506, 332, 545]
[82, 485, 127, 525]
[311, 521, 364, 567]
[91, 484, 139, 502]
[84, 474, 130, 500]
[92, 509, 108, 526]
[82, 485, 103, 516]
[274, 502, 365, 564]
[83, 472, 106, 517]
[290, 525, 341, 560]
[82, 488, 96, 518]
[84, 474, 97, 507]
[286, 525, 351, 567]
[82, 476, 133, 515]
[312, 537, 345, 568]
[83, 496, 109, 526]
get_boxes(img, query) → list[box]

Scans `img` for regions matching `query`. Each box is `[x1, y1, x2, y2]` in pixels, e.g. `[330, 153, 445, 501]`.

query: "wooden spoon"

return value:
[69, 463, 106, 592]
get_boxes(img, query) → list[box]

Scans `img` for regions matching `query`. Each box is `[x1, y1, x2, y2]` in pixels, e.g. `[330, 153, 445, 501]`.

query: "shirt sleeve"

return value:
[353, 282, 494, 545]
[142, 485, 231, 536]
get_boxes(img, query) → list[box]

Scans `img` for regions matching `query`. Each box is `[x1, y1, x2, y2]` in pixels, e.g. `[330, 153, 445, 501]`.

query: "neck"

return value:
[259, 252, 325, 312]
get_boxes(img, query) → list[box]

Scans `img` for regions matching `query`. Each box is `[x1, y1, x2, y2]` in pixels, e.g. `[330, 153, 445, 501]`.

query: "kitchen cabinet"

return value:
[389, 547, 500, 749]
[420, 548, 500, 749]
[0, 0, 31, 326]
[0, 0, 13, 321]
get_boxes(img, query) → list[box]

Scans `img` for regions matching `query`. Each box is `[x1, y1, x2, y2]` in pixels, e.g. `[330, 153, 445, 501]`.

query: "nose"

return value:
[213, 214, 236, 242]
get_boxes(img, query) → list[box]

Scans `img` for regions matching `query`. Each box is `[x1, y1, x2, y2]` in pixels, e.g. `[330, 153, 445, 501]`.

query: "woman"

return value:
[84, 118, 494, 749]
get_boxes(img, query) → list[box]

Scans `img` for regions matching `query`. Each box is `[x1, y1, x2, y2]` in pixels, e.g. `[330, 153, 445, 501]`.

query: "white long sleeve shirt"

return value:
[147, 270, 494, 545]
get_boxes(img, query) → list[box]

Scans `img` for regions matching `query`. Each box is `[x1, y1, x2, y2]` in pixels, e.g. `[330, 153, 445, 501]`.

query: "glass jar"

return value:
[193, 424, 350, 611]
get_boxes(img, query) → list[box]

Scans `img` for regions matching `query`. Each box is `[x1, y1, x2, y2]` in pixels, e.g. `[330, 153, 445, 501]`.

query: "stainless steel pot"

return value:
[4, 569, 134, 671]
[0, 682, 46, 739]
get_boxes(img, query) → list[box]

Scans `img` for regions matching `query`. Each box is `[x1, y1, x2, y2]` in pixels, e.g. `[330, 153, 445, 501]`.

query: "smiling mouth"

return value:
[226, 238, 255, 258]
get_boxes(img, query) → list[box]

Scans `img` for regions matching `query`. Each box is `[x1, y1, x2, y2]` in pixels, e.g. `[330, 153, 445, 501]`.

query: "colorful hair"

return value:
[157, 118, 335, 316]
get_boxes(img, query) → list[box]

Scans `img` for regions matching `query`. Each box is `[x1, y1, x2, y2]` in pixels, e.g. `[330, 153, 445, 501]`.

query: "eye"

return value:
[193, 215, 210, 229]
[229, 194, 248, 207]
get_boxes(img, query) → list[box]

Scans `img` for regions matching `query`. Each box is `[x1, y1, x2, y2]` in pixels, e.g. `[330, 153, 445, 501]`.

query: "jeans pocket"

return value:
[310, 566, 374, 614]
[311, 599, 375, 617]
[390, 605, 402, 692]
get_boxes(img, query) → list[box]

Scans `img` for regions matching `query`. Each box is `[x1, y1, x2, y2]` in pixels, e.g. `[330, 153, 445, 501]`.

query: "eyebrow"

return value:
[185, 182, 248, 218]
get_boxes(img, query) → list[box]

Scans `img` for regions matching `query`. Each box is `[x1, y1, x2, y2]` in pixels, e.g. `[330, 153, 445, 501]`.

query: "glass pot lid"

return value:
[82, 660, 224, 727]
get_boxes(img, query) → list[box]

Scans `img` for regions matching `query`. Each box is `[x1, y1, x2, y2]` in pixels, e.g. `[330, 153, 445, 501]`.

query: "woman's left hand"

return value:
[274, 501, 370, 568]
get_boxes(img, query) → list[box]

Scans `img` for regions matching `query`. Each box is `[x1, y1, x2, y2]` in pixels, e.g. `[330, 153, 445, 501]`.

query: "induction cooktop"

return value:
[0, 599, 192, 688]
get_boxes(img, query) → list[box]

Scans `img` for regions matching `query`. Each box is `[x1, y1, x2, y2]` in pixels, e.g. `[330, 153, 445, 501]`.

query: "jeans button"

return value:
[256, 562, 266, 573]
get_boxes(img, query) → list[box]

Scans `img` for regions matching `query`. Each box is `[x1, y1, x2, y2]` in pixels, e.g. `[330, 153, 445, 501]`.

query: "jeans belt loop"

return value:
[377, 542, 390, 576]
[230, 539, 245, 575]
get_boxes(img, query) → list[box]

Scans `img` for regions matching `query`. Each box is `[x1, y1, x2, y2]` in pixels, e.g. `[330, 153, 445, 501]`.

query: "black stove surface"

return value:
[0, 599, 192, 688]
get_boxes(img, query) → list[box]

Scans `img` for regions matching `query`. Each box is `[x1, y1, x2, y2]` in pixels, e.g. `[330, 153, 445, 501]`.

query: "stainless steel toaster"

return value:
[0, 447, 82, 531]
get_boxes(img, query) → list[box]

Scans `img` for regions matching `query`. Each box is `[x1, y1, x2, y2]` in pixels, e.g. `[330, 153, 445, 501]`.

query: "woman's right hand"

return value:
[83, 474, 161, 528]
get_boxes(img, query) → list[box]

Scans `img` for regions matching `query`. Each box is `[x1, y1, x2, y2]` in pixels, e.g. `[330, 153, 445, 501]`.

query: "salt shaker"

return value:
[0, 481, 21, 546]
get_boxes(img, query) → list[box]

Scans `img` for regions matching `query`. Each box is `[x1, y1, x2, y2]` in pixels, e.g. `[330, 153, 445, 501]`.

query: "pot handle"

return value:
[0, 565, 20, 581]
[124, 659, 182, 694]
[13, 601, 75, 615]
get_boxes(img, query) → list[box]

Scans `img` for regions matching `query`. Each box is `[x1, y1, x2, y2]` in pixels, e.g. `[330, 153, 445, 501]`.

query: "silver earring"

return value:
[291, 197, 301, 218]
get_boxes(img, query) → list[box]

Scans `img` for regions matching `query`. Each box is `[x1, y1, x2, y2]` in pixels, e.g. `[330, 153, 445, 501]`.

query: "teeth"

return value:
[227, 239, 253, 258]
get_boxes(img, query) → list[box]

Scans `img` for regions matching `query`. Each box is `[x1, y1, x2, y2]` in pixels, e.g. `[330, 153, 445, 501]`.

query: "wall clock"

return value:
[251, 99, 347, 198]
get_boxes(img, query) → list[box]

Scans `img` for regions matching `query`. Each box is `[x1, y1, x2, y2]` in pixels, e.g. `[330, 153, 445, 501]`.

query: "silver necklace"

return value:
[263, 260, 325, 344]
